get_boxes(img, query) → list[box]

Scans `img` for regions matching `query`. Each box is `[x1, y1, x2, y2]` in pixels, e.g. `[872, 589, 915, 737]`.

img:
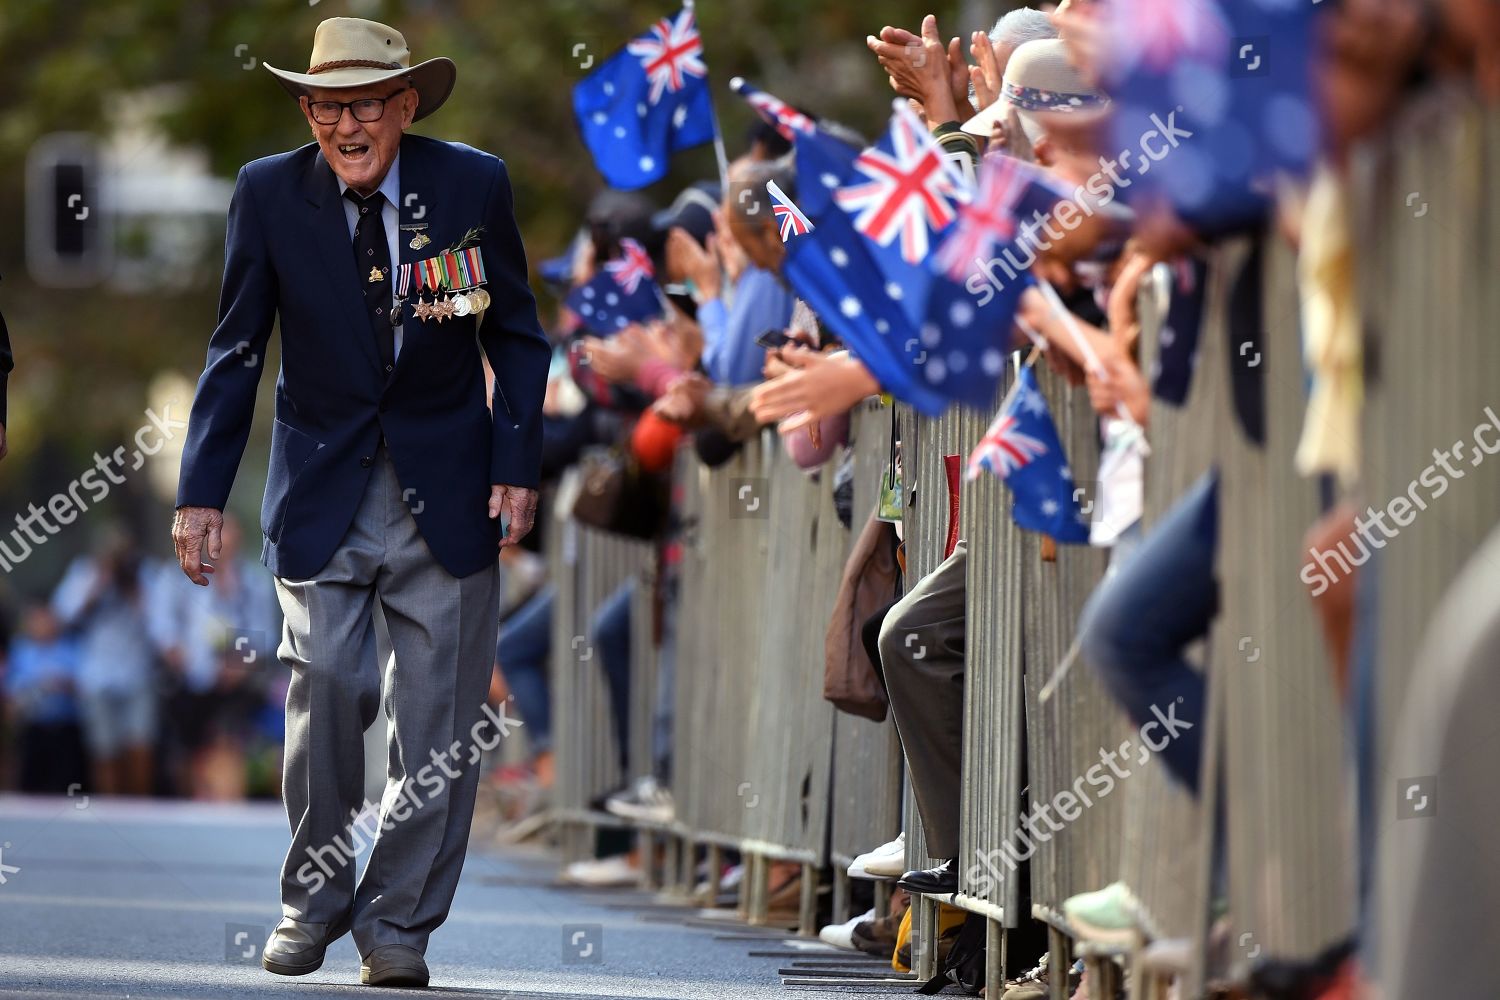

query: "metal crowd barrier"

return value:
[549, 513, 656, 863]
[1353, 101, 1500, 992]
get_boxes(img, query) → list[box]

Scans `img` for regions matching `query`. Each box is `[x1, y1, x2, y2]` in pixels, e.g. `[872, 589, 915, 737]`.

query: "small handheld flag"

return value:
[565, 239, 664, 334]
[766, 180, 813, 243]
[572, 8, 716, 190]
[968, 364, 1092, 543]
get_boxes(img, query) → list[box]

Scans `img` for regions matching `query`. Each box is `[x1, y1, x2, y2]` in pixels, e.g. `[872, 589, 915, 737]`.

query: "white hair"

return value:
[990, 8, 1058, 48]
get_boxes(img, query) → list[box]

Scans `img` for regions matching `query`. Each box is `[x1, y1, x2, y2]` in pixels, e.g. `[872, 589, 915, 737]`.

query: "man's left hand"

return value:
[489, 485, 538, 548]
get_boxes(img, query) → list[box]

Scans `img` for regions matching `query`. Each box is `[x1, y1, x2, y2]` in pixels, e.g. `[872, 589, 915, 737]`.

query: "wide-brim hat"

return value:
[962, 38, 1109, 138]
[264, 17, 455, 123]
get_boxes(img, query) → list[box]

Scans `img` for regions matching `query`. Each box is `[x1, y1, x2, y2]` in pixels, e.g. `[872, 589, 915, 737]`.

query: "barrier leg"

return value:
[1125, 934, 1147, 1000]
[704, 844, 723, 907]
[676, 836, 695, 899]
[638, 828, 658, 891]
[1048, 926, 1070, 1000]
[1083, 956, 1119, 999]
[874, 880, 891, 919]
[914, 895, 940, 981]
[746, 853, 769, 925]
[985, 919, 1006, 998]
[831, 868, 850, 925]
[797, 862, 818, 937]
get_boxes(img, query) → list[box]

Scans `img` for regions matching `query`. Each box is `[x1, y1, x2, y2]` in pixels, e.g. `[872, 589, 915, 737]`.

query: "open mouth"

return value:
[337, 143, 370, 161]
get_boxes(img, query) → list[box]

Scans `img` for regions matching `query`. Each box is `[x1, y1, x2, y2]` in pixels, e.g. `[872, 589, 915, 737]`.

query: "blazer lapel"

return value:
[302, 152, 383, 378]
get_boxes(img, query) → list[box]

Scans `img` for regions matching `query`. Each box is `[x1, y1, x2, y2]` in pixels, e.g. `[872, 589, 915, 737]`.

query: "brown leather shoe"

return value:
[359, 944, 430, 988]
[261, 914, 351, 976]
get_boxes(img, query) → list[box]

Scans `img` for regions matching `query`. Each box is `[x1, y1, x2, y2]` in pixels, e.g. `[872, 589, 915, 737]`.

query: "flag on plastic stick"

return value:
[766, 179, 813, 243]
[565, 239, 664, 334]
[1100, 0, 1319, 229]
[968, 364, 1092, 543]
[729, 77, 815, 143]
[572, 7, 716, 190]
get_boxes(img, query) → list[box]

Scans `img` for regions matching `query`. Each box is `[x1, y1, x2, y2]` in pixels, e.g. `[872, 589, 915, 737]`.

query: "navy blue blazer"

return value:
[176, 134, 551, 580]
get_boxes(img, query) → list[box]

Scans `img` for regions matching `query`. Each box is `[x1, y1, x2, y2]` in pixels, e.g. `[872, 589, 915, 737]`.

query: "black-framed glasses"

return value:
[307, 88, 409, 126]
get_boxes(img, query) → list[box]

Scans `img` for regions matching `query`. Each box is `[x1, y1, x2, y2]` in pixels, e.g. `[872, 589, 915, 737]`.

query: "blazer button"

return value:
[360, 455, 374, 468]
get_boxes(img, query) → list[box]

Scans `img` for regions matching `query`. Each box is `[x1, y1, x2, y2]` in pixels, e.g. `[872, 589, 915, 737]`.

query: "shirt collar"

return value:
[336, 151, 401, 207]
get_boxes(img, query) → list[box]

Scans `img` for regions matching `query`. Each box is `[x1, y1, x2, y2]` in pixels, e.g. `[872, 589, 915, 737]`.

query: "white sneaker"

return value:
[562, 855, 638, 887]
[847, 832, 905, 880]
[818, 908, 877, 950]
[605, 777, 675, 825]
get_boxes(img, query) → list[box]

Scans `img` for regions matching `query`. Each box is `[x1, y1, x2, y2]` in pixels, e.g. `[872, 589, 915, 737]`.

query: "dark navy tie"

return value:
[344, 188, 396, 376]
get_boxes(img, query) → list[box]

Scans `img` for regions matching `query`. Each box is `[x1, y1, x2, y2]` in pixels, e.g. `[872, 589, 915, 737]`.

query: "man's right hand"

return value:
[172, 505, 224, 586]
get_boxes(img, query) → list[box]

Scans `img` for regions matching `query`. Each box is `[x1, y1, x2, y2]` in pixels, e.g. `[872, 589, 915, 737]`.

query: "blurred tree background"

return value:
[0, 0, 1005, 598]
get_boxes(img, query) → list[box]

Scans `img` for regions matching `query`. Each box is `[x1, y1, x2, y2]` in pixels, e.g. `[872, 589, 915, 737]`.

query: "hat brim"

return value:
[264, 56, 456, 123]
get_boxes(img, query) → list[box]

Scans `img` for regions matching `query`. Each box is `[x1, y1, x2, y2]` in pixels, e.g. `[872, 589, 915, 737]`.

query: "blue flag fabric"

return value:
[572, 8, 716, 190]
[564, 240, 664, 334]
[968, 364, 1092, 543]
[1101, 0, 1319, 229]
[1150, 255, 1209, 405]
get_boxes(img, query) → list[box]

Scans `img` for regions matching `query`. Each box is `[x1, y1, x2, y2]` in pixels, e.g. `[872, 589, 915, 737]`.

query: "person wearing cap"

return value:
[171, 17, 550, 988]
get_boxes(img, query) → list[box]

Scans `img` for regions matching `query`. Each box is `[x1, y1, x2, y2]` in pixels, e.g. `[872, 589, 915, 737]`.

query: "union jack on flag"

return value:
[729, 77, 814, 142]
[627, 8, 708, 104]
[767, 180, 813, 242]
[935, 153, 1062, 281]
[834, 102, 967, 266]
[604, 238, 654, 295]
[970, 414, 1050, 478]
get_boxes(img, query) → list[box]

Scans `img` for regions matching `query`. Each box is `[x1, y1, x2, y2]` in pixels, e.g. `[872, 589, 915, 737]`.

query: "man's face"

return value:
[302, 82, 418, 195]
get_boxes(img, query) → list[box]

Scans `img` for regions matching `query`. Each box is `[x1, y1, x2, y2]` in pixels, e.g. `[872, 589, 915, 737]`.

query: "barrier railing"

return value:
[546, 103, 1498, 995]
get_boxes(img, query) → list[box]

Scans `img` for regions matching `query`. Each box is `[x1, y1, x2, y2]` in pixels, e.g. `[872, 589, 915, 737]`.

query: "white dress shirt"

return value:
[337, 153, 404, 359]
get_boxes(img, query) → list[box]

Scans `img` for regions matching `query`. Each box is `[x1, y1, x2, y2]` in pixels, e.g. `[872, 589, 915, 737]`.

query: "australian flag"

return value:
[729, 77, 815, 144]
[573, 8, 716, 190]
[968, 364, 1091, 543]
[564, 239, 664, 334]
[1100, 0, 1319, 230]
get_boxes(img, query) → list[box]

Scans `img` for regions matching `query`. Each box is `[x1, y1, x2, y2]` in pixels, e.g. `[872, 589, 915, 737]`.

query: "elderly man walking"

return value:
[172, 18, 549, 988]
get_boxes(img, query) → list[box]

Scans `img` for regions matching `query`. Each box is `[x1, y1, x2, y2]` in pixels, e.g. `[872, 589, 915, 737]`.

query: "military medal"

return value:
[397, 230, 490, 324]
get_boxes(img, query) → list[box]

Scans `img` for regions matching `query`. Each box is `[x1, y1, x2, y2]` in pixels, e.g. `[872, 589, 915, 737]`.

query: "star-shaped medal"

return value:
[413, 297, 433, 322]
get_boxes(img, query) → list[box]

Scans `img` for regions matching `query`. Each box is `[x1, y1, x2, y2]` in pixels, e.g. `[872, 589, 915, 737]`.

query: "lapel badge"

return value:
[408, 232, 431, 251]
[367, 266, 384, 283]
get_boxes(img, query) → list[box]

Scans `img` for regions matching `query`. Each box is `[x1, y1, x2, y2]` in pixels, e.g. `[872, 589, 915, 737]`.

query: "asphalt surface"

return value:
[0, 796, 871, 1000]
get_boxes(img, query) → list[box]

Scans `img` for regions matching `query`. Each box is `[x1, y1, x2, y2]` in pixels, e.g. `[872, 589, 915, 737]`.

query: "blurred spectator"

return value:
[51, 532, 161, 796]
[3, 605, 86, 794]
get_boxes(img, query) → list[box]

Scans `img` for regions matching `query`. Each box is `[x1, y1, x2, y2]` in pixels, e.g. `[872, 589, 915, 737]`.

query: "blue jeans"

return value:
[497, 585, 554, 753]
[1078, 471, 1218, 794]
[591, 579, 635, 769]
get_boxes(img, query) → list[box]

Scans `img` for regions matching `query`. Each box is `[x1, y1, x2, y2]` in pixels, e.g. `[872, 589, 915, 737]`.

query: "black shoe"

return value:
[896, 859, 958, 896]
[360, 944, 430, 988]
[261, 914, 352, 976]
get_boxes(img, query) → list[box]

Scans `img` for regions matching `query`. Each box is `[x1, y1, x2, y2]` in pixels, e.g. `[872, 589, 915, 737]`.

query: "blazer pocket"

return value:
[262, 418, 322, 543]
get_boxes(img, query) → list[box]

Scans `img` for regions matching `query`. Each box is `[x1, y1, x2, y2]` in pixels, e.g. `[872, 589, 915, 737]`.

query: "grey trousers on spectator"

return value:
[879, 540, 967, 860]
[274, 446, 499, 956]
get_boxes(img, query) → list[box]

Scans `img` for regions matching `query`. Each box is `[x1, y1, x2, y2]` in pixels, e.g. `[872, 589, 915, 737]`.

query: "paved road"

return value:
[0, 796, 871, 1000]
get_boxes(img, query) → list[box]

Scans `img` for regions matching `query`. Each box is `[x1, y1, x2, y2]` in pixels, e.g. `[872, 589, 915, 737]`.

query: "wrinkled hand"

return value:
[489, 485, 538, 548]
[969, 30, 1004, 112]
[1106, 249, 1154, 351]
[172, 505, 224, 586]
[868, 16, 967, 124]
[653, 372, 712, 425]
[581, 334, 642, 384]
[750, 348, 879, 432]
[666, 227, 721, 299]
[711, 210, 749, 285]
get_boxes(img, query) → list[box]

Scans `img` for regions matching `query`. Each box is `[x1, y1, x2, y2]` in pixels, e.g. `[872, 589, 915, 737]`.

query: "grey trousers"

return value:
[274, 446, 499, 955]
[879, 540, 968, 860]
